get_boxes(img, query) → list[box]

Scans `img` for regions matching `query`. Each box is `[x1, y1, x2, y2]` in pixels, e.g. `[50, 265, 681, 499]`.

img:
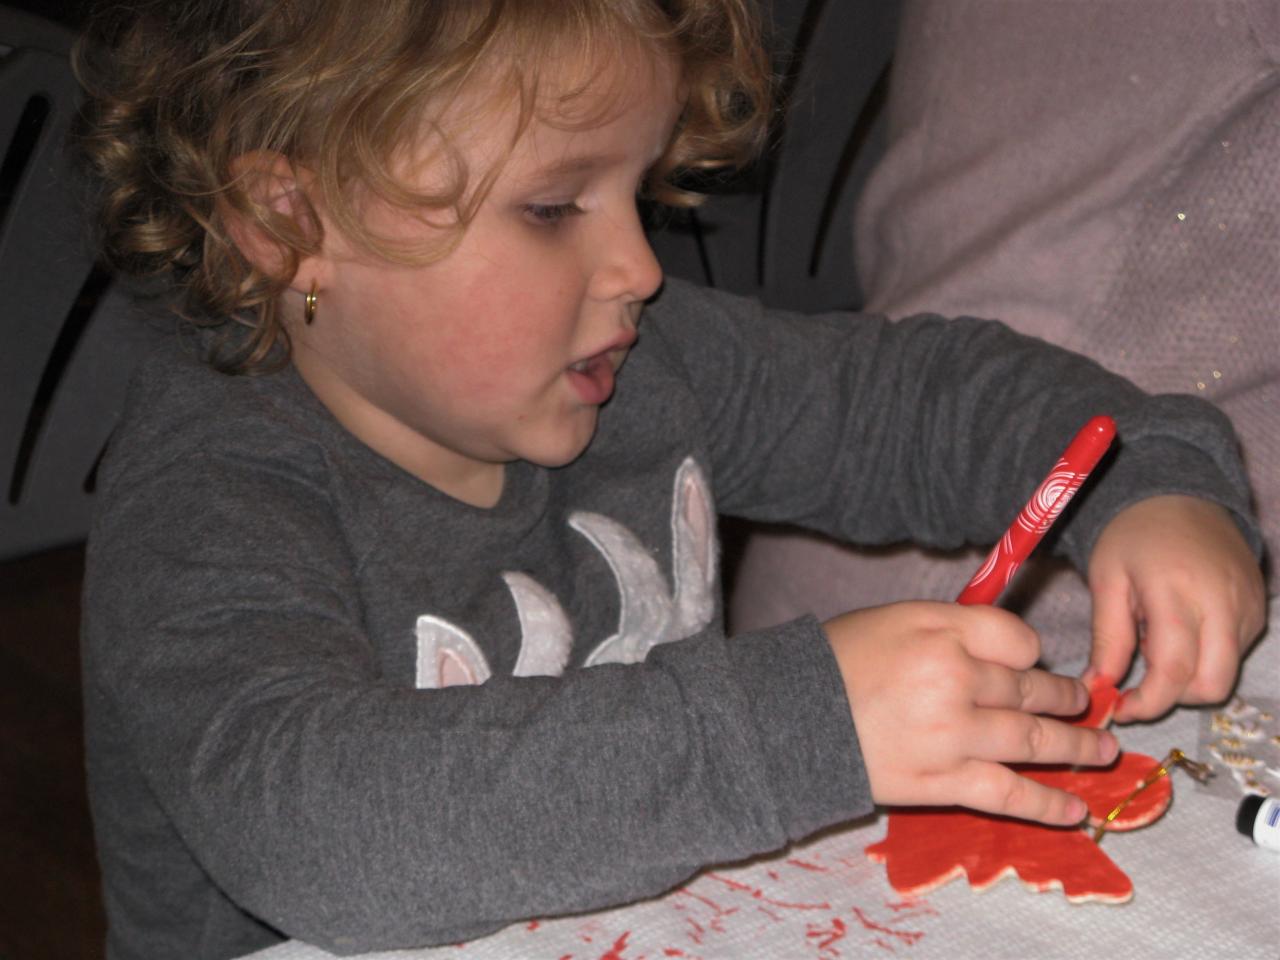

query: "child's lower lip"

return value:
[566, 354, 615, 405]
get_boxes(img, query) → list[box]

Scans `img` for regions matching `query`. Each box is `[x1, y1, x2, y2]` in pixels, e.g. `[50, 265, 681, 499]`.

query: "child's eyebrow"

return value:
[520, 150, 651, 186]
[524, 153, 620, 181]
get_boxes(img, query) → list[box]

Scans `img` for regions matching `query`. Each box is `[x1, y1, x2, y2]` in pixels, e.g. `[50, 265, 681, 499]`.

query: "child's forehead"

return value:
[470, 37, 678, 128]
[424, 42, 682, 170]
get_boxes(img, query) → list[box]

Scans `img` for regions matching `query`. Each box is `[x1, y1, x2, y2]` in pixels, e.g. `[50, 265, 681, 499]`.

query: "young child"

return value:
[74, 1, 1265, 958]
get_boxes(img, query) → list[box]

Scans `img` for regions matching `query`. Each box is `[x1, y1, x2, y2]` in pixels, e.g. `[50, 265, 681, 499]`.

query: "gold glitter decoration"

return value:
[1201, 696, 1280, 800]
[1212, 749, 1262, 769]
[1208, 711, 1267, 740]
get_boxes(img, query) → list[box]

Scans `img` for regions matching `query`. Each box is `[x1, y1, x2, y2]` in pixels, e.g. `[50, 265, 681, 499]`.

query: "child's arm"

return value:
[648, 281, 1260, 562]
[1086, 494, 1266, 722]
[647, 279, 1264, 713]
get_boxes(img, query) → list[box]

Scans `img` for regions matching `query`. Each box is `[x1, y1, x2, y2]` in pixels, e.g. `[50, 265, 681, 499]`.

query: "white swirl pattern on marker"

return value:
[967, 530, 1018, 589]
[967, 460, 1084, 590]
[999, 531, 1019, 587]
[969, 541, 1003, 587]
[1016, 460, 1081, 534]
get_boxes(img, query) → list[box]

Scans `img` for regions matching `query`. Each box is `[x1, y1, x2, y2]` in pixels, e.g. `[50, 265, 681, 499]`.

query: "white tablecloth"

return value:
[244, 599, 1280, 960]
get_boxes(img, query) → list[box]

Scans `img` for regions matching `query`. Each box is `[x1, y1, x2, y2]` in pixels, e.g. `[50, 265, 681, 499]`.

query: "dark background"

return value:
[11, 0, 87, 26]
[5, 6, 107, 960]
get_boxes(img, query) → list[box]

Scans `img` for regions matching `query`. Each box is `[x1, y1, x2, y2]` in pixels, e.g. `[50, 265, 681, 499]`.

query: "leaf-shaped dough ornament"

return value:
[865, 680, 1172, 904]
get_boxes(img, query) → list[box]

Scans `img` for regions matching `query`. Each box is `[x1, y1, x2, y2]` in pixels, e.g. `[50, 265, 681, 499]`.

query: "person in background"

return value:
[733, 0, 1278, 722]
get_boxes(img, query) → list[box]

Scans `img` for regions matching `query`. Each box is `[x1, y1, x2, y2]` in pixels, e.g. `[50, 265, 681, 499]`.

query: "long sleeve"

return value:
[642, 280, 1261, 570]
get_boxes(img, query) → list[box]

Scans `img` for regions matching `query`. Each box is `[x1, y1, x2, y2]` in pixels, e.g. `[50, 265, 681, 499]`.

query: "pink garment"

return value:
[731, 0, 1279, 665]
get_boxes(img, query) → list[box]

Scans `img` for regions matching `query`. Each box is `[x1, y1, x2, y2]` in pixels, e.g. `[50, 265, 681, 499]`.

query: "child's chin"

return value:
[527, 425, 597, 469]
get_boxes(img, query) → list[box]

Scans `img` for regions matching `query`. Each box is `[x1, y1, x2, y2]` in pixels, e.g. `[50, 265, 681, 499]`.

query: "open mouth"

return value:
[566, 328, 636, 406]
[566, 352, 617, 405]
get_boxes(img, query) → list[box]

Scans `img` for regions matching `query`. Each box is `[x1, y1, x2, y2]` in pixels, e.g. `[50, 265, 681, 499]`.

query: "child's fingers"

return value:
[1182, 576, 1265, 703]
[968, 708, 1118, 767]
[971, 662, 1088, 717]
[1182, 612, 1243, 704]
[1088, 575, 1138, 690]
[944, 759, 1087, 826]
[953, 605, 1041, 670]
[1113, 597, 1200, 722]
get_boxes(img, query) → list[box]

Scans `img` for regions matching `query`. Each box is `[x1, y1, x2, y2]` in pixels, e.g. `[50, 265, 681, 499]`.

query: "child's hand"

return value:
[824, 602, 1119, 826]
[1086, 494, 1266, 723]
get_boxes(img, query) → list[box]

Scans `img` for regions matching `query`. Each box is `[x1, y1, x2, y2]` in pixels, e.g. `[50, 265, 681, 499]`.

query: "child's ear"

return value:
[222, 150, 323, 291]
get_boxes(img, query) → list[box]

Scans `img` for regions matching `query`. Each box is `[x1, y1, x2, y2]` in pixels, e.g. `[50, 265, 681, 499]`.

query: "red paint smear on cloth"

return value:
[597, 931, 632, 960]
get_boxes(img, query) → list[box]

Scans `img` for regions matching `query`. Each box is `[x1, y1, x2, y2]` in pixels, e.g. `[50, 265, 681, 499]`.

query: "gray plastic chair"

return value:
[0, 5, 159, 561]
[651, 0, 898, 313]
[0, 0, 897, 563]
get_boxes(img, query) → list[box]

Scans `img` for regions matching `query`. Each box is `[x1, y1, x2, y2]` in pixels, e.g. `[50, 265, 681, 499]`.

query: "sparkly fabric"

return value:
[732, 0, 1279, 662]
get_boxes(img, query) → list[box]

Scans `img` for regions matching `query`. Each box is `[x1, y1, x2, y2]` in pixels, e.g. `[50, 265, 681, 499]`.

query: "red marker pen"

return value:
[957, 415, 1117, 606]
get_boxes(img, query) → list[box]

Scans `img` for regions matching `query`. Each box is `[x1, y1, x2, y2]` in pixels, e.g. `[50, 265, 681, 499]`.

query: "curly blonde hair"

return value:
[74, 0, 774, 373]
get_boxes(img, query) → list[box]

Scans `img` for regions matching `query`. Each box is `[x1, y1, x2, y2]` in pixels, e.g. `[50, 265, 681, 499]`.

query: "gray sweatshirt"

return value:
[81, 278, 1258, 959]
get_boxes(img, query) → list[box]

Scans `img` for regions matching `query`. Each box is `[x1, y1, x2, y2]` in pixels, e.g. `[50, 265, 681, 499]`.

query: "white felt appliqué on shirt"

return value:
[504, 571, 573, 678]
[414, 616, 492, 689]
[414, 456, 717, 688]
[577, 456, 717, 666]
[571, 511, 674, 666]
[668, 456, 716, 640]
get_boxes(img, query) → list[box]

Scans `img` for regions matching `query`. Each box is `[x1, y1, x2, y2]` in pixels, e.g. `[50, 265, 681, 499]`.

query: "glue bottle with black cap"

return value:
[1236, 794, 1280, 851]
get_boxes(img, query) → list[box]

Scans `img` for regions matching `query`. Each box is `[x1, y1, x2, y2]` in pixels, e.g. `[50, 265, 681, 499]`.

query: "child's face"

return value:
[293, 51, 681, 506]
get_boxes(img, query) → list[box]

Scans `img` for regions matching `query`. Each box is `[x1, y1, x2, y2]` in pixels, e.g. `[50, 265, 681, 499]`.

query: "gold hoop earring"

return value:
[304, 282, 319, 326]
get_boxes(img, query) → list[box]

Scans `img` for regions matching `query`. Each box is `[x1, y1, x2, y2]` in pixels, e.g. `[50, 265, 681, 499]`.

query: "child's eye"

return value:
[523, 201, 583, 226]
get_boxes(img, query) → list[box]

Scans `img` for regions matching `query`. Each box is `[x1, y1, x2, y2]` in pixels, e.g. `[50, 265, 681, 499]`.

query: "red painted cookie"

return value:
[865, 680, 1172, 903]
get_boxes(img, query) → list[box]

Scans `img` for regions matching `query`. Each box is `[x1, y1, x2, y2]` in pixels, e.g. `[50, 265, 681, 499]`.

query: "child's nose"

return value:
[592, 208, 664, 303]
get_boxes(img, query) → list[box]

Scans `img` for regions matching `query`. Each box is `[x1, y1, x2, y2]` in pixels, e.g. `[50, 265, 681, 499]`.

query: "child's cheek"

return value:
[421, 309, 523, 398]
